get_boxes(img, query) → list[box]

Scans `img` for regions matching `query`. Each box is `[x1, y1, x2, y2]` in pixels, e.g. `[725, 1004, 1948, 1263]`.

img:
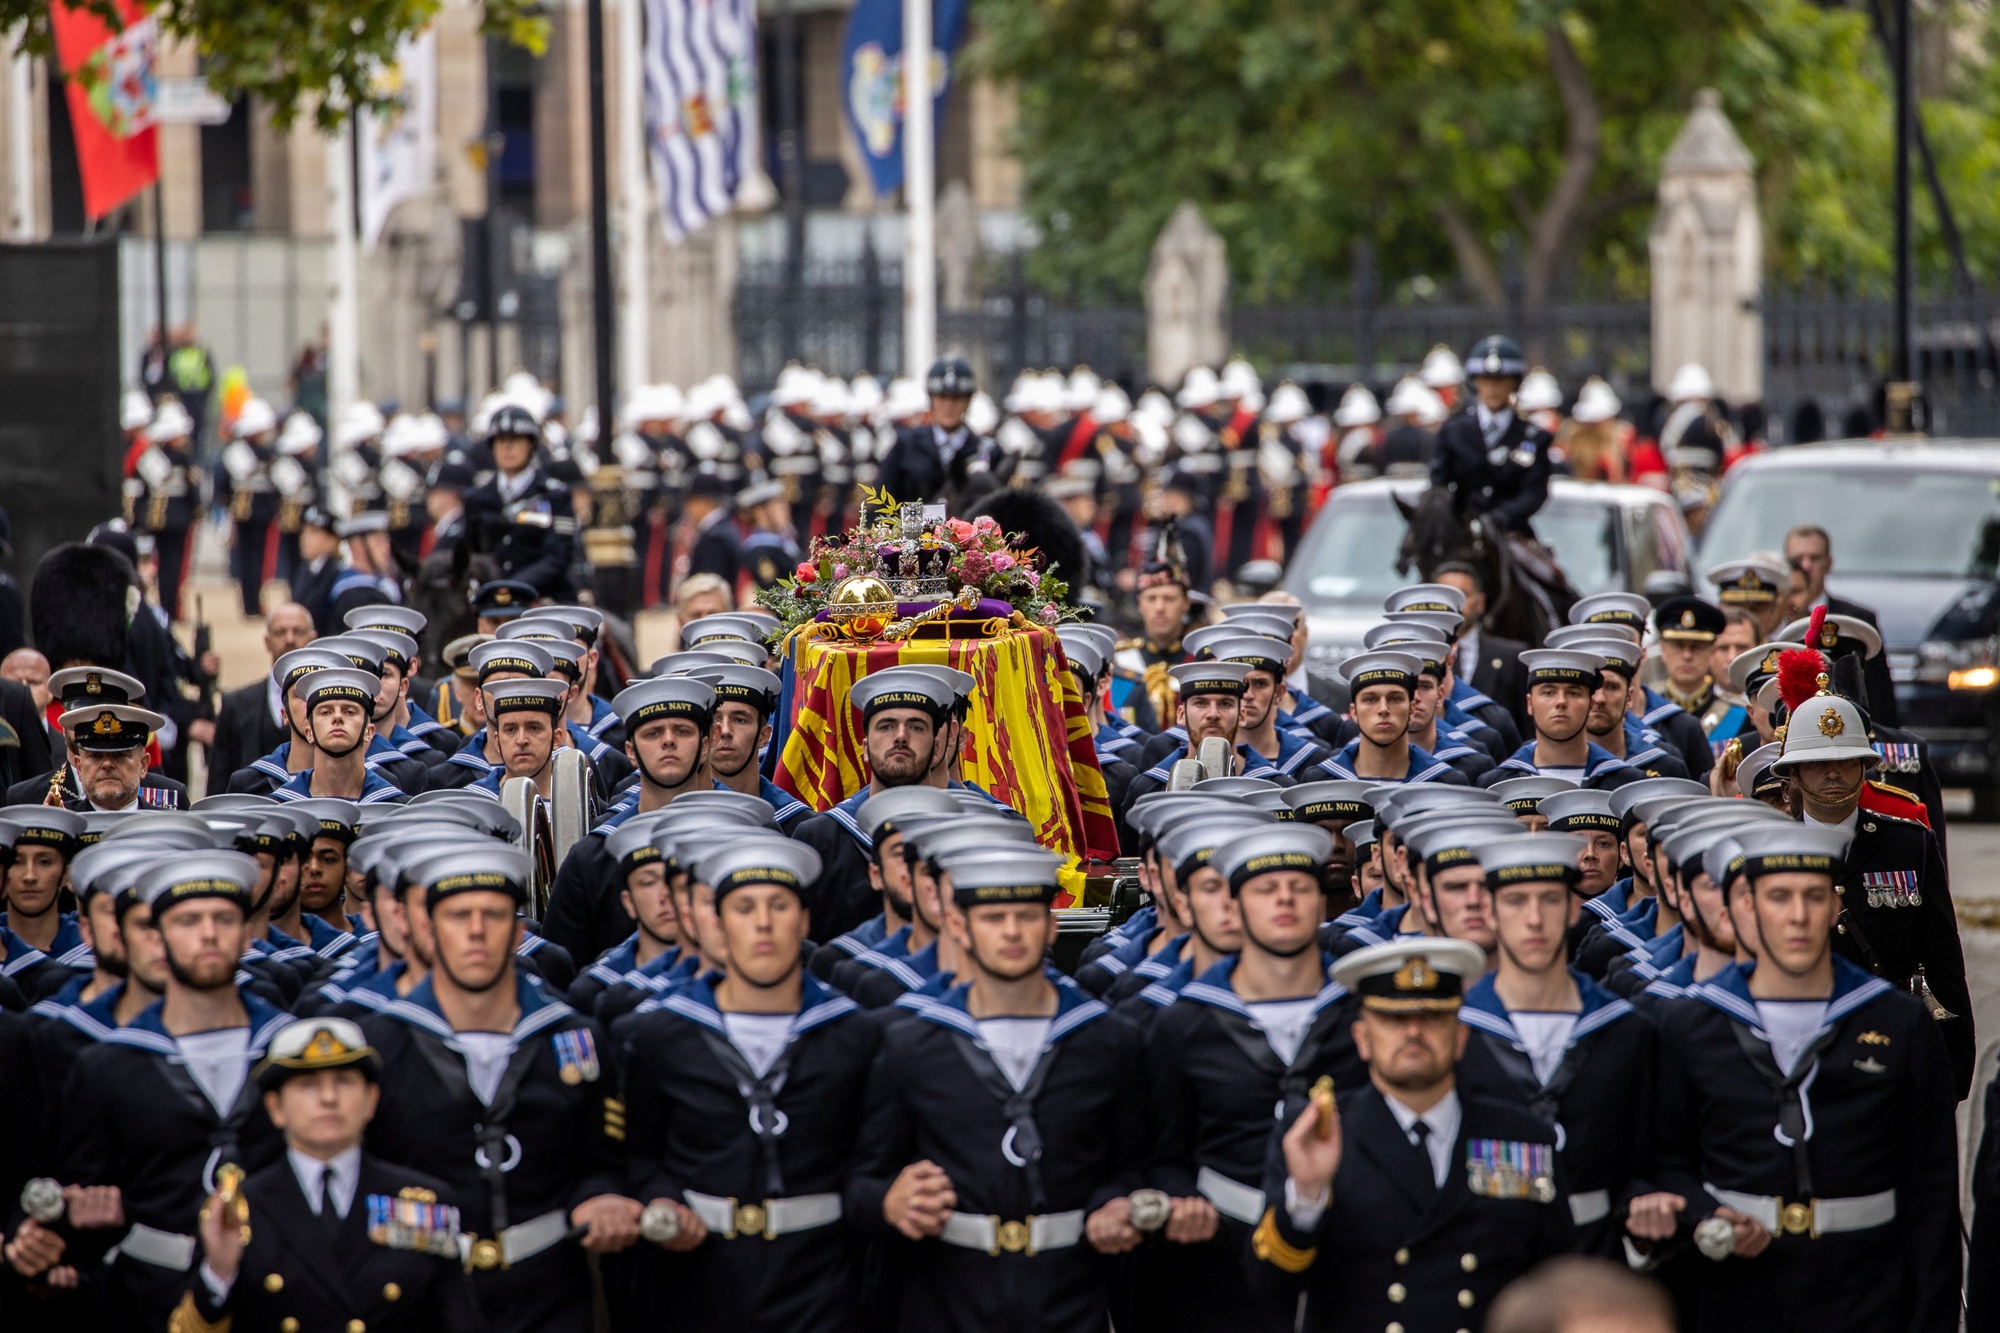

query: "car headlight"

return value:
[1920, 638, 2000, 689]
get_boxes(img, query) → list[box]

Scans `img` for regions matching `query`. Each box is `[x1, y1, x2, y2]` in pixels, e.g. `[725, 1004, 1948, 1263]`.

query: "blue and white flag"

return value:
[841, 0, 969, 196]
[642, 0, 761, 242]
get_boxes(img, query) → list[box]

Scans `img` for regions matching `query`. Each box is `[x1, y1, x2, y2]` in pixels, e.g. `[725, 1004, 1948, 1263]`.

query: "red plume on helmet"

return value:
[1777, 636, 1829, 715]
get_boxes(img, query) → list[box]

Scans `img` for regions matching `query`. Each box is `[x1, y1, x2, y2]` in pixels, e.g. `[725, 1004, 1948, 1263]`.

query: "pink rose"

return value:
[1038, 604, 1059, 623]
[1022, 569, 1040, 588]
[973, 515, 1000, 535]
[991, 552, 1016, 573]
[834, 563, 850, 579]
[795, 563, 818, 583]
[947, 518, 977, 544]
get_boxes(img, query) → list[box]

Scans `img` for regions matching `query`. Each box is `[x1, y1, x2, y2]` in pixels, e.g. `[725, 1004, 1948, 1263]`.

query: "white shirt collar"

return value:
[498, 466, 537, 502]
[1456, 627, 1481, 678]
[1804, 807, 1861, 836]
[1381, 1088, 1461, 1188]
[289, 1143, 364, 1218]
[1476, 403, 1514, 436]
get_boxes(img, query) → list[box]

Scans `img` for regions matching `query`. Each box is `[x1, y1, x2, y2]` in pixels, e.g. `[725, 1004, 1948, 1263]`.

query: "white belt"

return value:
[118, 1223, 197, 1271]
[1568, 1189, 1611, 1226]
[1705, 1184, 1896, 1237]
[459, 1209, 572, 1270]
[684, 1190, 842, 1240]
[1196, 1165, 1267, 1226]
[939, 1209, 1084, 1256]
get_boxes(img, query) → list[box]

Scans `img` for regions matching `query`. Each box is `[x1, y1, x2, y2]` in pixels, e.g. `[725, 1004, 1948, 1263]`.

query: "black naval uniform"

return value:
[130, 440, 205, 617]
[1823, 808, 1974, 1099]
[619, 973, 881, 1331]
[171, 1155, 482, 1333]
[1143, 958, 1366, 1332]
[1452, 973, 1657, 1257]
[1247, 1085, 1571, 1332]
[55, 997, 293, 1328]
[1652, 959, 1960, 1331]
[5, 766, 189, 811]
[359, 977, 625, 1333]
[221, 440, 284, 619]
[462, 465, 579, 601]
[846, 982, 1146, 1333]
[1428, 408, 1554, 536]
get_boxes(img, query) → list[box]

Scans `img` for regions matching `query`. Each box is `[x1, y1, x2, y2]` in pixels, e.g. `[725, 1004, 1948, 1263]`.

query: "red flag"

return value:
[48, 0, 159, 219]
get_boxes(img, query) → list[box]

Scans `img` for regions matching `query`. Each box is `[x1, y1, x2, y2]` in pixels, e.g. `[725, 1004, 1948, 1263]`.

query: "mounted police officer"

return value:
[876, 356, 984, 507]
[463, 404, 579, 601]
[1429, 335, 1554, 537]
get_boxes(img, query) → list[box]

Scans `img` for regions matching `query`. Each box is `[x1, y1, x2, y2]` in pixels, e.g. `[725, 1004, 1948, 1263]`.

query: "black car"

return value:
[1700, 440, 2000, 813]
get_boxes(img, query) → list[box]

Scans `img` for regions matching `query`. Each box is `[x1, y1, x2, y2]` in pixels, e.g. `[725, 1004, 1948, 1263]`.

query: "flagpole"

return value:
[616, 0, 649, 399]
[7, 37, 33, 239]
[586, 0, 617, 437]
[901, 0, 934, 378]
[327, 117, 361, 455]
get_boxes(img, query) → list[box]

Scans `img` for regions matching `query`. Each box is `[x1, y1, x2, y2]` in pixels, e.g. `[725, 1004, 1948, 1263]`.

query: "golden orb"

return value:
[831, 573, 895, 608]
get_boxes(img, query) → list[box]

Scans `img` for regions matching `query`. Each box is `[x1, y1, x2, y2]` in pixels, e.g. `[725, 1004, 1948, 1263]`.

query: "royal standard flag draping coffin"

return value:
[772, 627, 1120, 896]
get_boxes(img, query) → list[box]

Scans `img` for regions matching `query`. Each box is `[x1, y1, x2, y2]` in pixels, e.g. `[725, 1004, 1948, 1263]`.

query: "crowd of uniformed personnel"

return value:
[0, 341, 1986, 1332]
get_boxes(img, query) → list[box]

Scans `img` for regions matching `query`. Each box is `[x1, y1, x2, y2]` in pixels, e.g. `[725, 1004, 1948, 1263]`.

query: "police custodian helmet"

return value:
[1464, 335, 1528, 379]
[925, 356, 976, 397]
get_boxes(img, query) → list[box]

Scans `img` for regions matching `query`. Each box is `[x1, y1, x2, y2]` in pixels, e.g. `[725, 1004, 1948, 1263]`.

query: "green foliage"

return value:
[972, 0, 2000, 296]
[5, 0, 545, 129]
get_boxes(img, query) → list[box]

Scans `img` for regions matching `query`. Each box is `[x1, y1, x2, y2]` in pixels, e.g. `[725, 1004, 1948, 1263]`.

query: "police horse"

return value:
[1393, 485, 1577, 645]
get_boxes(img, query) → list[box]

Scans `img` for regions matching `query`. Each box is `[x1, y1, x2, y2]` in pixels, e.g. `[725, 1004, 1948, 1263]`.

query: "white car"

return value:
[1283, 477, 1693, 671]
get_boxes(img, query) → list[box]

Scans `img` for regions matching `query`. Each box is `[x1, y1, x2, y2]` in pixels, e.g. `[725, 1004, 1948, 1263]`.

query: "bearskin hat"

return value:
[963, 487, 1089, 605]
[31, 542, 133, 668]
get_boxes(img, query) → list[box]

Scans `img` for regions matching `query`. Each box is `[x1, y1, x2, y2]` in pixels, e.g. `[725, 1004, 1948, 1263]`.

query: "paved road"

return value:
[1951, 814, 2000, 1200]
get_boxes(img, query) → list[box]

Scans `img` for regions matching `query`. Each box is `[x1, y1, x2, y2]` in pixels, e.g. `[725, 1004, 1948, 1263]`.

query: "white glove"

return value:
[380, 458, 423, 502]
[136, 447, 173, 488]
[222, 441, 259, 482]
[686, 422, 724, 461]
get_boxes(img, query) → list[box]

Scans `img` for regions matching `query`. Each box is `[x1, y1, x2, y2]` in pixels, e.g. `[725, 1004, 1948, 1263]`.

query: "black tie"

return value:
[319, 1166, 343, 1236]
[1408, 1119, 1437, 1192]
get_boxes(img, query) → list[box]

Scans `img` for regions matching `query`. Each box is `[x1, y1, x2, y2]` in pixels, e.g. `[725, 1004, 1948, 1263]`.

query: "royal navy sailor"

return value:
[358, 844, 637, 1333]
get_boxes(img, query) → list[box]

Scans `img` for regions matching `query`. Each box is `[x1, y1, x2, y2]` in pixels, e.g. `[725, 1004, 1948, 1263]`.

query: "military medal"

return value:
[368, 1192, 464, 1258]
[553, 1028, 601, 1085]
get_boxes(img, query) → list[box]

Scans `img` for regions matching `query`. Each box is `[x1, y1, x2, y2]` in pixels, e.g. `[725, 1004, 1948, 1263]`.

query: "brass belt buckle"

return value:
[735, 1201, 770, 1240]
[468, 1237, 504, 1271]
[1779, 1201, 1812, 1236]
[995, 1218, 1030, 1255]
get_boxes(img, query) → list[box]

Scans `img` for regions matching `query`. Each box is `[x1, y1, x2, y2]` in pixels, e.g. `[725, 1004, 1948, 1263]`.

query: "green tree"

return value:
[5, 0, 544, 128]
[973, 0, 2000, 299]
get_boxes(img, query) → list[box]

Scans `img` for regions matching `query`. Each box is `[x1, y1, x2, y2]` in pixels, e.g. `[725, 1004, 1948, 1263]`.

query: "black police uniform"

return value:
[1827, 808, 1974, 1099]
[877, 423, 988, 508]
[359, 980, 625, 1333]
[170, 1156, 482, 1333]
[1453, 974, 1657, 1257]
[1144, 958, 1365, 1331]
[1428, 409, 1554, 537]
[1247, 1085, 1571, 1331]
[1651, 961, 1960, 1331]
[846, 983, 1146, 1333]
[55, 997, 293, 1328]
[462, 466, 579, 601]
[619, 974, 882, 1331]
